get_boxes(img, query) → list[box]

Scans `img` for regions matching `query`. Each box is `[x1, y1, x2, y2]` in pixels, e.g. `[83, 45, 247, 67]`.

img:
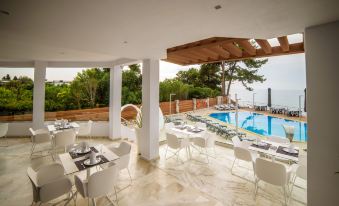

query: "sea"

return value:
[229, 88, 306, 111]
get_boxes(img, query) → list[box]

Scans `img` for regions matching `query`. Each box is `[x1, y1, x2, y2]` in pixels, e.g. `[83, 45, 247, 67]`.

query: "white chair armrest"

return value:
[27, 167, 39, 187]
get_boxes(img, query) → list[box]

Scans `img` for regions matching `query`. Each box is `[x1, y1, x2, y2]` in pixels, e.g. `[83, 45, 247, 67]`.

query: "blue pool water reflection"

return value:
[209, 112, 308, 142]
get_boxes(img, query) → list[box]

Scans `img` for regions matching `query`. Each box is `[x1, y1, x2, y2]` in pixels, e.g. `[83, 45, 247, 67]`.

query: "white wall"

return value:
[305, 21, 339, 205]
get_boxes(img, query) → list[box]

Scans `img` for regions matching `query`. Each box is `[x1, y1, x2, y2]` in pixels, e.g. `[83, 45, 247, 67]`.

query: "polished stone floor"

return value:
[0, 137, 306, 206]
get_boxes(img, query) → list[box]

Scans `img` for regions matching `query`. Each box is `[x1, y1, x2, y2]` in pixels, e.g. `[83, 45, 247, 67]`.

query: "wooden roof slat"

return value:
[255, 39, 272, 54]
[187, 50, 210, 61]
[199, 48, 219, 60]
[208, 46, 230, 59]
[237, 40, 256, 56]
[277, 36, 290, 52]
[221, 43, 243, 57]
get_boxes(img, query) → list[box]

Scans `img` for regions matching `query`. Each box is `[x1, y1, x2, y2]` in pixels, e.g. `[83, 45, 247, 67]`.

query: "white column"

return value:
[32, 61, 47, 129]
[140, 59, 159, 160]
[109, 66, 122, 140]
[305, 21, 339, 205]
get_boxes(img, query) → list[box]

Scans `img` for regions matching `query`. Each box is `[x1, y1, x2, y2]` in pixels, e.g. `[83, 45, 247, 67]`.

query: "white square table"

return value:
[248, 140, 299, 162]
[47, 122, 80, 133]
[59, 144, 119, 179]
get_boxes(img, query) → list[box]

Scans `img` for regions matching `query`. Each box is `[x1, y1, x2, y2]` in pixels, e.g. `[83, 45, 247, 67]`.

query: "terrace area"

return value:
[0, 1, 339, 206]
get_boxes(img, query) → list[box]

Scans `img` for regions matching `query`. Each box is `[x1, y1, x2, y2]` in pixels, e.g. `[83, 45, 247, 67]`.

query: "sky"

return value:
[0, 34, 306, 91]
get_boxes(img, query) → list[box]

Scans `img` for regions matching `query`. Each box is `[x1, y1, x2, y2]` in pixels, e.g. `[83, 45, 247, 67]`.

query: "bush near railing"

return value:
[0, 96, 228, 122]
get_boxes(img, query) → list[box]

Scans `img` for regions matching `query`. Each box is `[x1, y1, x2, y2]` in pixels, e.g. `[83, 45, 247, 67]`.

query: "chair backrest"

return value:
[193, 137, 206, 148]
[204, 131, 215, 148]
[255, 158, 287, 186]
[232, 136, 241, 147]
[113, 142, 131, 170]
[0, 123, 9, 137]
[77, 120, 93, 136]
[54, 129, 76, 148]
[166, 133, 180, 149]
[234, 147, 253, 162]
[88, 164, 118, 198]
[35, 163, 65, 186]
[267, 136, 290, 144]
[195, 122, 206, 129]
[165, 122, 175, 129]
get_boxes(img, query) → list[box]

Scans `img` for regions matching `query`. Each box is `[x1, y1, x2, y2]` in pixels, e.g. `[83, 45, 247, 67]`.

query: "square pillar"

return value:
[305, 21, 339, 205]
[140, 59, 160, 160]
[33, 61, 47, 129]
[109, 65, 122, 140]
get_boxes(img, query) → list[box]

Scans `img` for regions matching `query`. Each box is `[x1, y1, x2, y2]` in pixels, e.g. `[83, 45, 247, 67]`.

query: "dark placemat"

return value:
[74, 155, 109, 171]
[251, 142, 271, 150]
[69, 147, 98, 159]
[276, 146, 299, 157]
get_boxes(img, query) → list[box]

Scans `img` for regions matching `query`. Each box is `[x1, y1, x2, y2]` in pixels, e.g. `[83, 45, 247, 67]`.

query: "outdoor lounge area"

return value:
[1, 1, 339, 206]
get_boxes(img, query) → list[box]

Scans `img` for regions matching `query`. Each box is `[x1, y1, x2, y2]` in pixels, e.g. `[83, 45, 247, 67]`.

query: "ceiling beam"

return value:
[187, 50, 209, 61]
[237, 40, 256, 55]
[167, 38, 247, 56]
[255, 39, 272, 54]
[221, 43, 243, 57]
[277, 36, 290, 52]
[199, 48, 219, 60]
[208, 46, 230, 59]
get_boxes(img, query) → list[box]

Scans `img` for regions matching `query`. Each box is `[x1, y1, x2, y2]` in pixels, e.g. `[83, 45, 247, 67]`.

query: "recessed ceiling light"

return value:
[214, 5, 222, 10]
[0, 10, 10, 16]
[123, 41, 128, 44]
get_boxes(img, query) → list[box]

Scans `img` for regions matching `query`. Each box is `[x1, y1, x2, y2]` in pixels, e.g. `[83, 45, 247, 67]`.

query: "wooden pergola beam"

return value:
[277, 36, 290, 52]
[167, 38, 246, 56]
[221, 43, 243, 57]
[208, 46, 230, 59]
[255, 39, 272, 54]
[174, 42, 304, 65]
[237, 40, 256, 55]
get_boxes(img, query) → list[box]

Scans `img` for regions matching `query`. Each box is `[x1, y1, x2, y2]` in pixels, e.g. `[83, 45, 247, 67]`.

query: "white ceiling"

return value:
[0, 0, 338, 62]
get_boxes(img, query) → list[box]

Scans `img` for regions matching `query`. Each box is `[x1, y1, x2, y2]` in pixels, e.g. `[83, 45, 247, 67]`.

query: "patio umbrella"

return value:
[304, 88, 307, 112]
[267, 88, 272, 107]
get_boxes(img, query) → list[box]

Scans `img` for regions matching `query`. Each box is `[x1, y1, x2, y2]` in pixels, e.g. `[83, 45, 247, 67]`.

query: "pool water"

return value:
[209, 111, 308, 142]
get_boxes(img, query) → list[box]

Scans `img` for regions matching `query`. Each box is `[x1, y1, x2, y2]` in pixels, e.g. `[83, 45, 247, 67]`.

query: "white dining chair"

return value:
[53, 129, 76, 158]
[107, 142, 132, 184]
[76, 120, 93, 140]
[232, 135, 252, 148]
[255, 158, 292, 205]
[267, 136, 290, 144]
[27, 163, 75, 206]
[165, 133, 190, 161]
[75, 163, 119, 206]
[191, 131, 216, 163]
[195, 122, 207, 129]
[0, 123, 9, 147]
[29, 127, 52, 158]
[289, 155, 307, 200]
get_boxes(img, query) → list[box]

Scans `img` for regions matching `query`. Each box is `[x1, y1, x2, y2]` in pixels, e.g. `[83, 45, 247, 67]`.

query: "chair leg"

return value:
[92, 198, 96, 206]
[164, 145, 168, 159]
[30, 143, 36, 158]
[282, 186, 287, 206]
[0, 136, 8, 147]
[127, 168, 132, 185]
[289, 176, 297, 203]
[114, 186, 119, 204]
[231, 158, 236, 174]
[205, 148, 209, 163]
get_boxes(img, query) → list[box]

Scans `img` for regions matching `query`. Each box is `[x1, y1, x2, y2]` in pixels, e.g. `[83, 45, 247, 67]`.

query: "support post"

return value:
[33, 61, 47, 129]
[140, 59, 160, 160]
[109, 66, 122, 140]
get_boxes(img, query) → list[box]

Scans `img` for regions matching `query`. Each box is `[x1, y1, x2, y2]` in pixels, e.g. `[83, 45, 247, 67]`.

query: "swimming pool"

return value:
[209, 111, 308, 142]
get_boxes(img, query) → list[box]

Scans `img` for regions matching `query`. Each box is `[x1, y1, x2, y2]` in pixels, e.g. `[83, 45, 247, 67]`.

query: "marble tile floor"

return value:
[0, 137, 306, 206]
